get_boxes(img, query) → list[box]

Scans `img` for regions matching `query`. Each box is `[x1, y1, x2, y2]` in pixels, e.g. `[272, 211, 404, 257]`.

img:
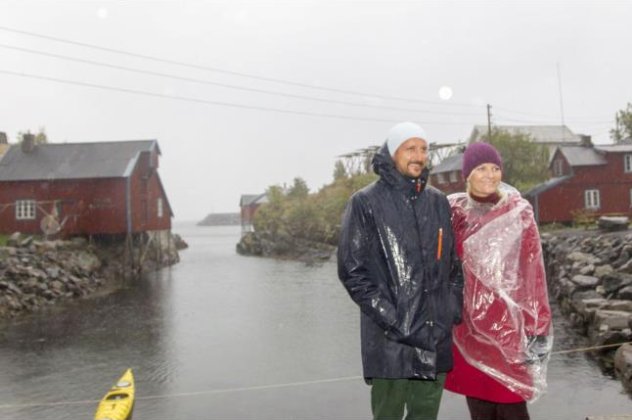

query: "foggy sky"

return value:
[1, 0, 630, 221]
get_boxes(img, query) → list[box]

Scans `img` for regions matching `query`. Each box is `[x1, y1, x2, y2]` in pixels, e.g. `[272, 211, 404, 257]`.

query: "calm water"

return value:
[0, 223, 630, 419]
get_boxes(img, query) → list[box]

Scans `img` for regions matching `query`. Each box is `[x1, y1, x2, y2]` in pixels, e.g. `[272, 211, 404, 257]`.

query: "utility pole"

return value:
[486, 104, 493, 141]
[557, 62, 566, 142]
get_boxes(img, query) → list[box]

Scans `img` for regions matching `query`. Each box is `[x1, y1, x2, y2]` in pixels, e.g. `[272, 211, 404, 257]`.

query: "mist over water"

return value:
[0, 224, 629, 419]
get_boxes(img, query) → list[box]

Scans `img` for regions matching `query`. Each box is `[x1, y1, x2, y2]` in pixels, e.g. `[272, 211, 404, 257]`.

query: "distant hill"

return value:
[197, 212, 241, 226]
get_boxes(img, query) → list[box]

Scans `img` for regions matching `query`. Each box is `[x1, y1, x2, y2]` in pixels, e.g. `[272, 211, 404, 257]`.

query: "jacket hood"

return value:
[372, 142, 429, 192]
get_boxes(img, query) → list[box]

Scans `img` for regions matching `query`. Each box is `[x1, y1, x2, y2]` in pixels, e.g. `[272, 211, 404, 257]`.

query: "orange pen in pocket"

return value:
[436, 228, 443, 260]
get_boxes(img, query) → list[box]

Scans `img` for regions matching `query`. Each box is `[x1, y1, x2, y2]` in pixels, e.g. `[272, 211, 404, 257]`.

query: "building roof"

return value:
[523, 175, 572, 198]
[239, 193, 268, 207]
[0, 140, 159, 181]
[554, 146, 607, 167]
[469, 125, 581, 144]
[431, 153, 463, 174]
[596, 144, 632, 153]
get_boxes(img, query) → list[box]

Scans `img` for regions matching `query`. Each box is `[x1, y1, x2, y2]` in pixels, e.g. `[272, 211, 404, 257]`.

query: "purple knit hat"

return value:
[462, 142, 503, 180]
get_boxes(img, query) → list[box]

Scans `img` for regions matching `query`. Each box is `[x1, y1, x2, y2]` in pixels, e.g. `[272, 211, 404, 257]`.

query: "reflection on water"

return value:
[0, 224, 629, 419]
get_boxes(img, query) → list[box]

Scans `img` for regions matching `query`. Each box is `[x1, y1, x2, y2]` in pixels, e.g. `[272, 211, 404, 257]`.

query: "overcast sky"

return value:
[1, 0, 630, 221]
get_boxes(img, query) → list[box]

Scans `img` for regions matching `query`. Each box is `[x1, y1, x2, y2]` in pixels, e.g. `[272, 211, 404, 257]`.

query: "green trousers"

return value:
[371, 374, 446, 420]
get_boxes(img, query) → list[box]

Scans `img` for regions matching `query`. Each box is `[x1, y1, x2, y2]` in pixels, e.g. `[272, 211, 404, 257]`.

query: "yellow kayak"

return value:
[94, 368, 135, 420]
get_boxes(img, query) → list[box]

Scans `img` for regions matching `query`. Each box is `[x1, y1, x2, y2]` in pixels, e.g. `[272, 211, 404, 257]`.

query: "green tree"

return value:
[487, 128, 550, 192]
[252, 168, 378, 246]
[287, 177, 309, 200]
[333, 160, 347, 181]
[252, 185, 286, 237]
[610, 103, 632, 143]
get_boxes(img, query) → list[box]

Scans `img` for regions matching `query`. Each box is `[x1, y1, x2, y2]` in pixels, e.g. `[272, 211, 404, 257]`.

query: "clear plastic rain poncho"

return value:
[448, 185, 553, 402]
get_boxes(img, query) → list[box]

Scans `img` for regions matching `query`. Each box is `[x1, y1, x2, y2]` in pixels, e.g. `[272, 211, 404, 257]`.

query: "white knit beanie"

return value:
[386, 122, 427, 157]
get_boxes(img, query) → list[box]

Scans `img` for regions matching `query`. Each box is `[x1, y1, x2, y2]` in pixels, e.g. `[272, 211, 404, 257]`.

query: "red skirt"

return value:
[444, 345, 528, 403]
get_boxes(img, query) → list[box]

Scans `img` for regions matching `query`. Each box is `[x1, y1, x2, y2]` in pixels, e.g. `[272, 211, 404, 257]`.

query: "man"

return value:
[337, 121, 464, 420]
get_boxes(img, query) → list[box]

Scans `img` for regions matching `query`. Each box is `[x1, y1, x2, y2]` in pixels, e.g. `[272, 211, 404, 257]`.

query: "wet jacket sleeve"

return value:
[337, 195, 398, 332]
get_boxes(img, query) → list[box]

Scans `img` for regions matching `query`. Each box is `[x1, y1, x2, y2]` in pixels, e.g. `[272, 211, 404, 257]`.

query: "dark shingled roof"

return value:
[431, 153, 463, 174]
[469, 125, 581, 144]
[0, 140, 159, 181]
[523, 175, 572, 198]
[239, 193, 268, 207]
[555, 146, 607, 167]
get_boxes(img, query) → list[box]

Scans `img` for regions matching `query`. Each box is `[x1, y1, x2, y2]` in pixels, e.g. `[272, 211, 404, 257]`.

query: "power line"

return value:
[0, 69, 477, 126]
[0, 24, 479, 108]
[494, 114, 614, 125]
[493, 105, 613, 122]
[0, 43, 484, 117]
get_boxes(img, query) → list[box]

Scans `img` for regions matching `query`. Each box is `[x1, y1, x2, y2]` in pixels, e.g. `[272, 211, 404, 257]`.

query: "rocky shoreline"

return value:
[542, 229, 632, 394]
[236, 231, 335, 265]
[0, 232, 185, 319]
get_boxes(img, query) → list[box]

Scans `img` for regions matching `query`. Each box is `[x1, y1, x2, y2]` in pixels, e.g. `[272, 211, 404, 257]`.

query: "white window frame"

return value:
[435, 173, 447, 184]
[584, 189, 600, 210]
[624, 154, 632, 173]
[157, 197, 164, 218]
[15, 199, 36, 220]
[449, 171, 458, 183]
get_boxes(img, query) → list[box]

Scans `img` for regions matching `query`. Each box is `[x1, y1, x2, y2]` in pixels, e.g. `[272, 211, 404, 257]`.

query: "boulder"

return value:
[571, 274, 600, 289]
[592, 310, 632, 331]
[614, 343, 632, 394]
[602, 272, 632, 295]
[567, 251, 601, 265]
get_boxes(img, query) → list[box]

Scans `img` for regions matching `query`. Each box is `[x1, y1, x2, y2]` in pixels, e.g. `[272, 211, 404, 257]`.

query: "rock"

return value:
[173, 234, 189, 250]
[553, 277, 576, 299]
[614, 343, 632, 394]
[601, 300, 632, 312]
[594, 264, 615, 278]
[602, 272, 632, 295]
[18, 235, 33, 248]
[571, 274, 600, 289]
[618, 259, 632, 274]
[0, 233, 180, 318]
[613, 245, 632, 268]
[46, 267, 60, 279]
[69, 237, 88, 248]
[70, 251, 102, 272]
[567, 251, 601, 265]
[6, 232, 20, 247]
[618, 286, 632, 300]
[571, 296, 606, 329]
[580, 264, 596, 275]
[592, 310, 632, 331]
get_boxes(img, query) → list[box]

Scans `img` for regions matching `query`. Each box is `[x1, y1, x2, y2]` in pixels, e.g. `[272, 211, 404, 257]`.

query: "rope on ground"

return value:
[0, 375, 363, 409]
[1, 341, 631, 410]
[551, 341, 632, 355]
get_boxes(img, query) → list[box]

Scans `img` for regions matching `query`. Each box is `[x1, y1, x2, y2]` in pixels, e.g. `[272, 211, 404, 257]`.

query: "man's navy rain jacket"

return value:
[337, 144, 464, 380]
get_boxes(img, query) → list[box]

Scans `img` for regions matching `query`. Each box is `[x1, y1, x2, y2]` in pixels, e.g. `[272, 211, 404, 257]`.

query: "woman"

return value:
[444, 142, 553, 420]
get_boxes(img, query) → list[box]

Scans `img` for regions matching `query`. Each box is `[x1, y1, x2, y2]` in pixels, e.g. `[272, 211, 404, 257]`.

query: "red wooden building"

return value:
[239, 193, 268, 233]
[525, 143, 632, 224]
[429, 153, 465, 194]
[0, 138, 173, 237]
